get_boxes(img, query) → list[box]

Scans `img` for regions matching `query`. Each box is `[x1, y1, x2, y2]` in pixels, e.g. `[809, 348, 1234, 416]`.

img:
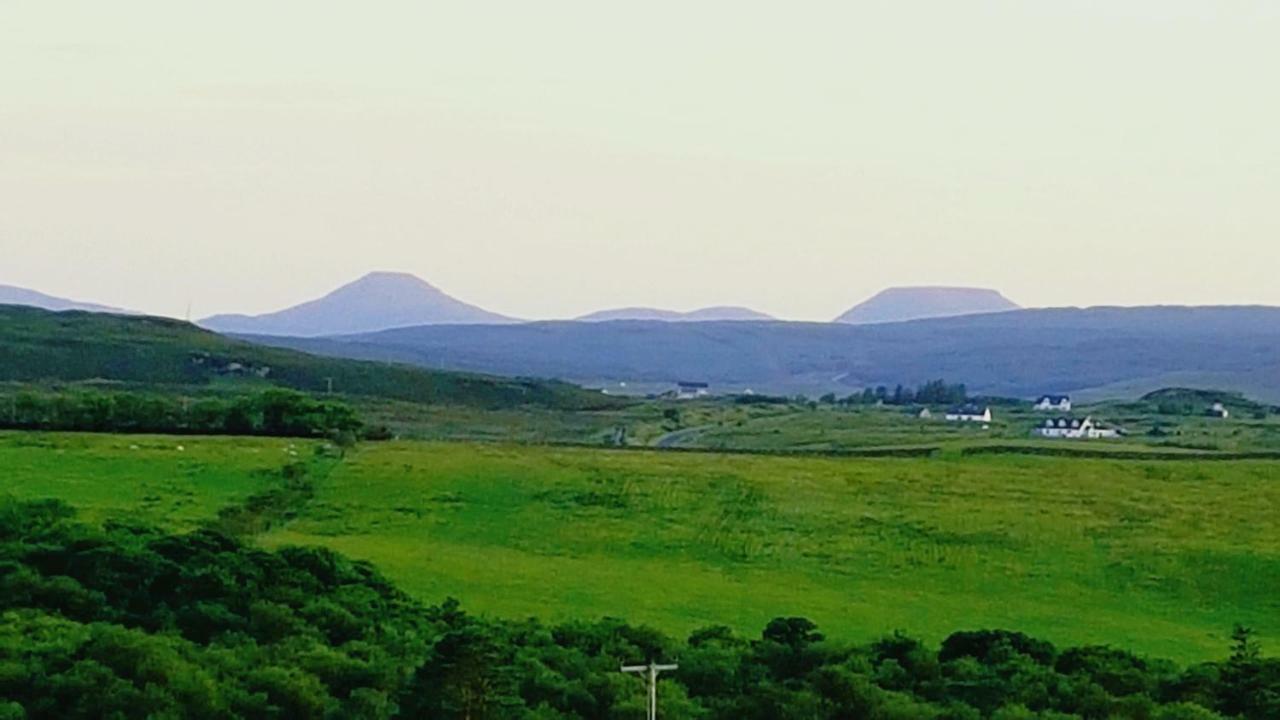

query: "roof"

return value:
[1042, 416, 1092, 428]
[677, 381, 709, 388]
[1037, 395, 1071, 403]
[948, 404, 989, 415]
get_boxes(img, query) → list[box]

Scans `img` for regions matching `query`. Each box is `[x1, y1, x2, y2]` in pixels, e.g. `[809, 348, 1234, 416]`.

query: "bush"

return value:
[0, 388, 361, 438]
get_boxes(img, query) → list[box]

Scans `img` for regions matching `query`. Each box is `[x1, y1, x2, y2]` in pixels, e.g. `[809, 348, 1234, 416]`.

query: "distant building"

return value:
[675, 381, 710, 400]
[1034, 395, 1073, 412]
[1034, 416, 1121, 439]
[1207, 402, 1230, 419]
[945, 405, 992, 423]
[917, 408, 933, 420]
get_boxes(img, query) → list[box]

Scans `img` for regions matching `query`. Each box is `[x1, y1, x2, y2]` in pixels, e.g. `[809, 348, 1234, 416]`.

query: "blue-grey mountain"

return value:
[577, 306, 774, 322]
[199, 272, 515, 337]
[240, 306, 1280, 403]
[0, 284, 131, 314]
[836, 286, 1020, 324]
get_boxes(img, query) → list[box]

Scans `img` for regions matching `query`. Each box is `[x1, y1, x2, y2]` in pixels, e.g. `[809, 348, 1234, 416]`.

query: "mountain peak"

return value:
[327, 272, 447, 301]
[576, 306, 775, 322]
[836, 287, 1019, 325]
[349, 271, 436, 287]
[0, 284, 132, 315]
[199, 272, 515, 337]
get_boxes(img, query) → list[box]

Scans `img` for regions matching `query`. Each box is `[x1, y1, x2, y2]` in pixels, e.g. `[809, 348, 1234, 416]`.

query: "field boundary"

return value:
[522, 439, 1280, 462]
[958, 445, 1280, 461]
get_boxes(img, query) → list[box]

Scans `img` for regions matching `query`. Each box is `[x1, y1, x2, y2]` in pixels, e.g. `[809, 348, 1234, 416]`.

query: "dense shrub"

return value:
[0, 388, 360, 438]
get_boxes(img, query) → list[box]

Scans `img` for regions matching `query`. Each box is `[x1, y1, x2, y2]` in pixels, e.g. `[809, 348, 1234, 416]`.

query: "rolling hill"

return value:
[577, 305, 774, 322]
[199, 271, 515, 337]
[836, 286, 1019, 324]
[241, 306, 1280, 402]
[0, 304, 616, 410]
[0, 284, 132, 314]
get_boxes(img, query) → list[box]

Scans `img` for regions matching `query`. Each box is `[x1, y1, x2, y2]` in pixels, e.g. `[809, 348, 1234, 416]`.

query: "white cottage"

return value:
[1034, 395, 1073, 412]
[945, 405, 992, 423]
[675, 381, 710, 400]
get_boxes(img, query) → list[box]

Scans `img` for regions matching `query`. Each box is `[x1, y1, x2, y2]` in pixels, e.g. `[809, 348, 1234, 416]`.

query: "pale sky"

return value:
[2, 1, 1278, 321]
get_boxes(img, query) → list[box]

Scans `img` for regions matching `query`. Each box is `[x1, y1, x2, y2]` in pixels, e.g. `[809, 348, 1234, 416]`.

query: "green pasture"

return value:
[4, 431, 1277, 663]
[259, 441, 1280, 663]
[0, 431, 315, 529]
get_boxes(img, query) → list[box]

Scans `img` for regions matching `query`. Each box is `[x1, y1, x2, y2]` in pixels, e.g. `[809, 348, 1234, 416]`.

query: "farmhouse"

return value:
[945, 405, 992, 423]
[1207, 402, 1230, 419]
[1034, 416, 1121, 439]
[675, 381, 710, 400]
[1034, 395, 1072, 412]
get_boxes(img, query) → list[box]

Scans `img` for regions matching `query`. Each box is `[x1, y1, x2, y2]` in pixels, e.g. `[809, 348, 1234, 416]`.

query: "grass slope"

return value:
[0, 432, 312, 530]
[0, 304, 618, 410]
[257, 442, 1280, 662]
[7, 430, 1270, 663]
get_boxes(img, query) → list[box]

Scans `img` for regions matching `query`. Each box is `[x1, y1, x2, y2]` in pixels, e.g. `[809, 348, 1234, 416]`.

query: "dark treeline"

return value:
[735, 381, 971, 408]
[1, 500, 1277, 719]
[816, 380, 971, 407]
[0, 388, 361, 439]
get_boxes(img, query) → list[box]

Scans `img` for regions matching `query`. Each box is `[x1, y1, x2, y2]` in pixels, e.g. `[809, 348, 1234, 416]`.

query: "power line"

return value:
[621, 661, 678, 720]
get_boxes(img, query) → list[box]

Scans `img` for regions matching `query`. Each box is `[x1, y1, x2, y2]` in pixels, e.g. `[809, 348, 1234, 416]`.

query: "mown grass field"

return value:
[4, 431, 1277, 663]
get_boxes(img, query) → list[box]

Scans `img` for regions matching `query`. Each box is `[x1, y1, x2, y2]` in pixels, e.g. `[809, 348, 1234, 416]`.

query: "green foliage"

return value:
[0, 388, 361, 438]
[2, 499, 1275, 718]
[843, 379, 969, 407]
[1136, 389, 1267, 418]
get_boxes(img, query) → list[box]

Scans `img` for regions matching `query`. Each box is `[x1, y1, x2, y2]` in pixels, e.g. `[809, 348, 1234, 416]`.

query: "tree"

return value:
[1218, 625, 1280, 718]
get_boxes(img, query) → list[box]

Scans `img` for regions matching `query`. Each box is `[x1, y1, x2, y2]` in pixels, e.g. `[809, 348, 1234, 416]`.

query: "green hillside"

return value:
[0, 305, 619, 410]
[7, 430, 1277, 664]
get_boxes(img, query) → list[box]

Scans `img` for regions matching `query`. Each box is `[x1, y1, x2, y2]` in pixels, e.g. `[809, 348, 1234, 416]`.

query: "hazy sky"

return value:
[2, 1, 1278, 321]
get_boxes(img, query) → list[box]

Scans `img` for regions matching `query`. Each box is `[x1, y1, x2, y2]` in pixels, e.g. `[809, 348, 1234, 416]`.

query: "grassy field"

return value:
[0, 432, 318, 529]
[256, 441, 1280, 662]
[6, 431, 1273, 663]
[647, 400, 1280, 454]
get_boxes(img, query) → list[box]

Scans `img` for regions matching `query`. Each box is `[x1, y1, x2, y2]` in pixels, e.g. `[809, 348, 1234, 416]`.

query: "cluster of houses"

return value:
[1028, 394, 1122, 439]
[661, 382, 1234, 443]
[1033, 415, 1121, 439]
[935, 394, 1125, 440]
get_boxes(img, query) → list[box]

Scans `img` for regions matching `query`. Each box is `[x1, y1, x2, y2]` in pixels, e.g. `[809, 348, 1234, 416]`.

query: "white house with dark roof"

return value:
[945, 405, 992, 423]
[1034, 395, 1072, 412]
[1034, 416, 1120, 439]
[675, 381, 710, 400]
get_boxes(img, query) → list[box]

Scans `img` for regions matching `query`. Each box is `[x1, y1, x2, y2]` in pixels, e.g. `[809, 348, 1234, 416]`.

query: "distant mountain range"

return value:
[0, 284, 131, 314]
[3, 273, 1025, 334]
[577, 306, 774, 322]
[199, 272, 516, 337]
[836, 287, 1019, 324]
[7, 274, 1280, 403]
[241, 306, 1280, 403]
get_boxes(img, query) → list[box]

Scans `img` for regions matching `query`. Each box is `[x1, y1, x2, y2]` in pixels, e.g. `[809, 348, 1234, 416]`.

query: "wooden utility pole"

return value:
[621, 662, 678, 720]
